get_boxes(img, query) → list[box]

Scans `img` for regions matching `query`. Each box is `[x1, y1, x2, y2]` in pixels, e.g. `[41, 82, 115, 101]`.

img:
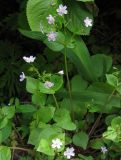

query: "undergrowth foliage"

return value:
[1, 0, 121, 160]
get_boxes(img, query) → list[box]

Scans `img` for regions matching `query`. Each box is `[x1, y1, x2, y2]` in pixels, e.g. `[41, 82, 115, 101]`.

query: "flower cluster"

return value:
[45, 4, 93, 42]
[46, 4, 68, 42]
[51, 138, 75, 159]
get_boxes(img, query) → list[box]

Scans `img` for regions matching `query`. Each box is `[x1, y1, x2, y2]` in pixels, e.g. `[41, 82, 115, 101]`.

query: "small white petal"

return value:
[84, 17, 93, 27]
[23, 56, 36, 63]
[51, 138, 63, 149]
[57, 4, 68, 16]
[64, 147, 75, 159]
[19, 72, 26, 82]
[44, 81, 54, 89]
[47, 32, 57, 41]
[101, 146, 108, 154]
[47, 15, 55, 24]
[58, 70, 64, 75]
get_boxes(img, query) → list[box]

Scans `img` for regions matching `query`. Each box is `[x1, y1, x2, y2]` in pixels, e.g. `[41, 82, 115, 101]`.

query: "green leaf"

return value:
[65, 0, 93, 35]
[73, 131, 89, 149]
[0, 146, 11, 160]
[19, 29, 46, 41]
[106, 74, 118, 87]
[65, 37, 97, 81]
[26, 77, 40, 94]
[33, 106, 55, 123]
[16, 104, 36, 113]
[53, 109, 76, 130]
[0, 122, 12, 143]
[91, 54, 112, 78]
[32, 93, 46, 106]
[2, 106, 15, 119]
[26, 0, 58, 32]
[0, 118, 8, 129]
[71, 75, 88, 92]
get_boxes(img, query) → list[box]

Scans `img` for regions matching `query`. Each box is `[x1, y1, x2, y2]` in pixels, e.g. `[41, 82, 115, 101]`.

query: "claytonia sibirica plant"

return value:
[64, 147, 75, 159]
[19, 72, 25, 82]
[84, 17, 93, 27]
[51, 138, 63, 149]
[23, 55, 36, 63]
[15, 0, 121, 159]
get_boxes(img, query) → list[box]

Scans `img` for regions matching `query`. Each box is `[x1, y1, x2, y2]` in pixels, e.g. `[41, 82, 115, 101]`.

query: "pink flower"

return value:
[57, 4, 68, 16]
[47, 15, 55, 24]
[47, 32, 57, 41]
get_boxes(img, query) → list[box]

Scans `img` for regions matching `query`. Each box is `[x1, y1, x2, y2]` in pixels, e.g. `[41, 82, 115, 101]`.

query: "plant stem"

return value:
[10, 146, 31, 152]
[53, 94, 59, 109]
[64, 47, 74, 119]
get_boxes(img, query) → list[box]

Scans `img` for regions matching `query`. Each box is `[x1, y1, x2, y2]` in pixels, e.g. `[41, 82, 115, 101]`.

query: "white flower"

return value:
[57, 4, 68, 16]
[51, 138, 63, 149]
[23, 56, 36, 63]
[84, 17, 93, 27]
[58, 70, 64, 75]
[44, 81, 54, 89]
[64, 147, 75, 159]
[19, 72, 26, 82]
[47, 32, 57, 41]
[101, 146, 108, 154]
[47, 15, 55, 24]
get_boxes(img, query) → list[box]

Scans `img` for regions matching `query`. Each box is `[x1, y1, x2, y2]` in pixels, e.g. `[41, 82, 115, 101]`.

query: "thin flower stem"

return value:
[53, 94, 59, 109]
[64, 47, 74, 120]
[10, 146, 31, 152]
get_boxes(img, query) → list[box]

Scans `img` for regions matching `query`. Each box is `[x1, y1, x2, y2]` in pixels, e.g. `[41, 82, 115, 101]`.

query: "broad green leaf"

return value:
[65, 37, 96, 81]
[16, 104, 36, 113]
[106, 74, 118, 87]
[26, 77, 40, 94]
[65, 0, 93, 35]
[71, 75, 88, 92]
[2, 106, 15, 119]
[33, 106, 55, 123]
[32, 93, 46, 106]
[54, 109, 76, 130]
[19, 29, 46, 41]
[0, 122, 12, 143]
[0, 118, 8, 129]
[91, 54, 112, 78]
[26, 0, 59, 32]
[73, 131, 89, 149]
[0, 146, 11, 160]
